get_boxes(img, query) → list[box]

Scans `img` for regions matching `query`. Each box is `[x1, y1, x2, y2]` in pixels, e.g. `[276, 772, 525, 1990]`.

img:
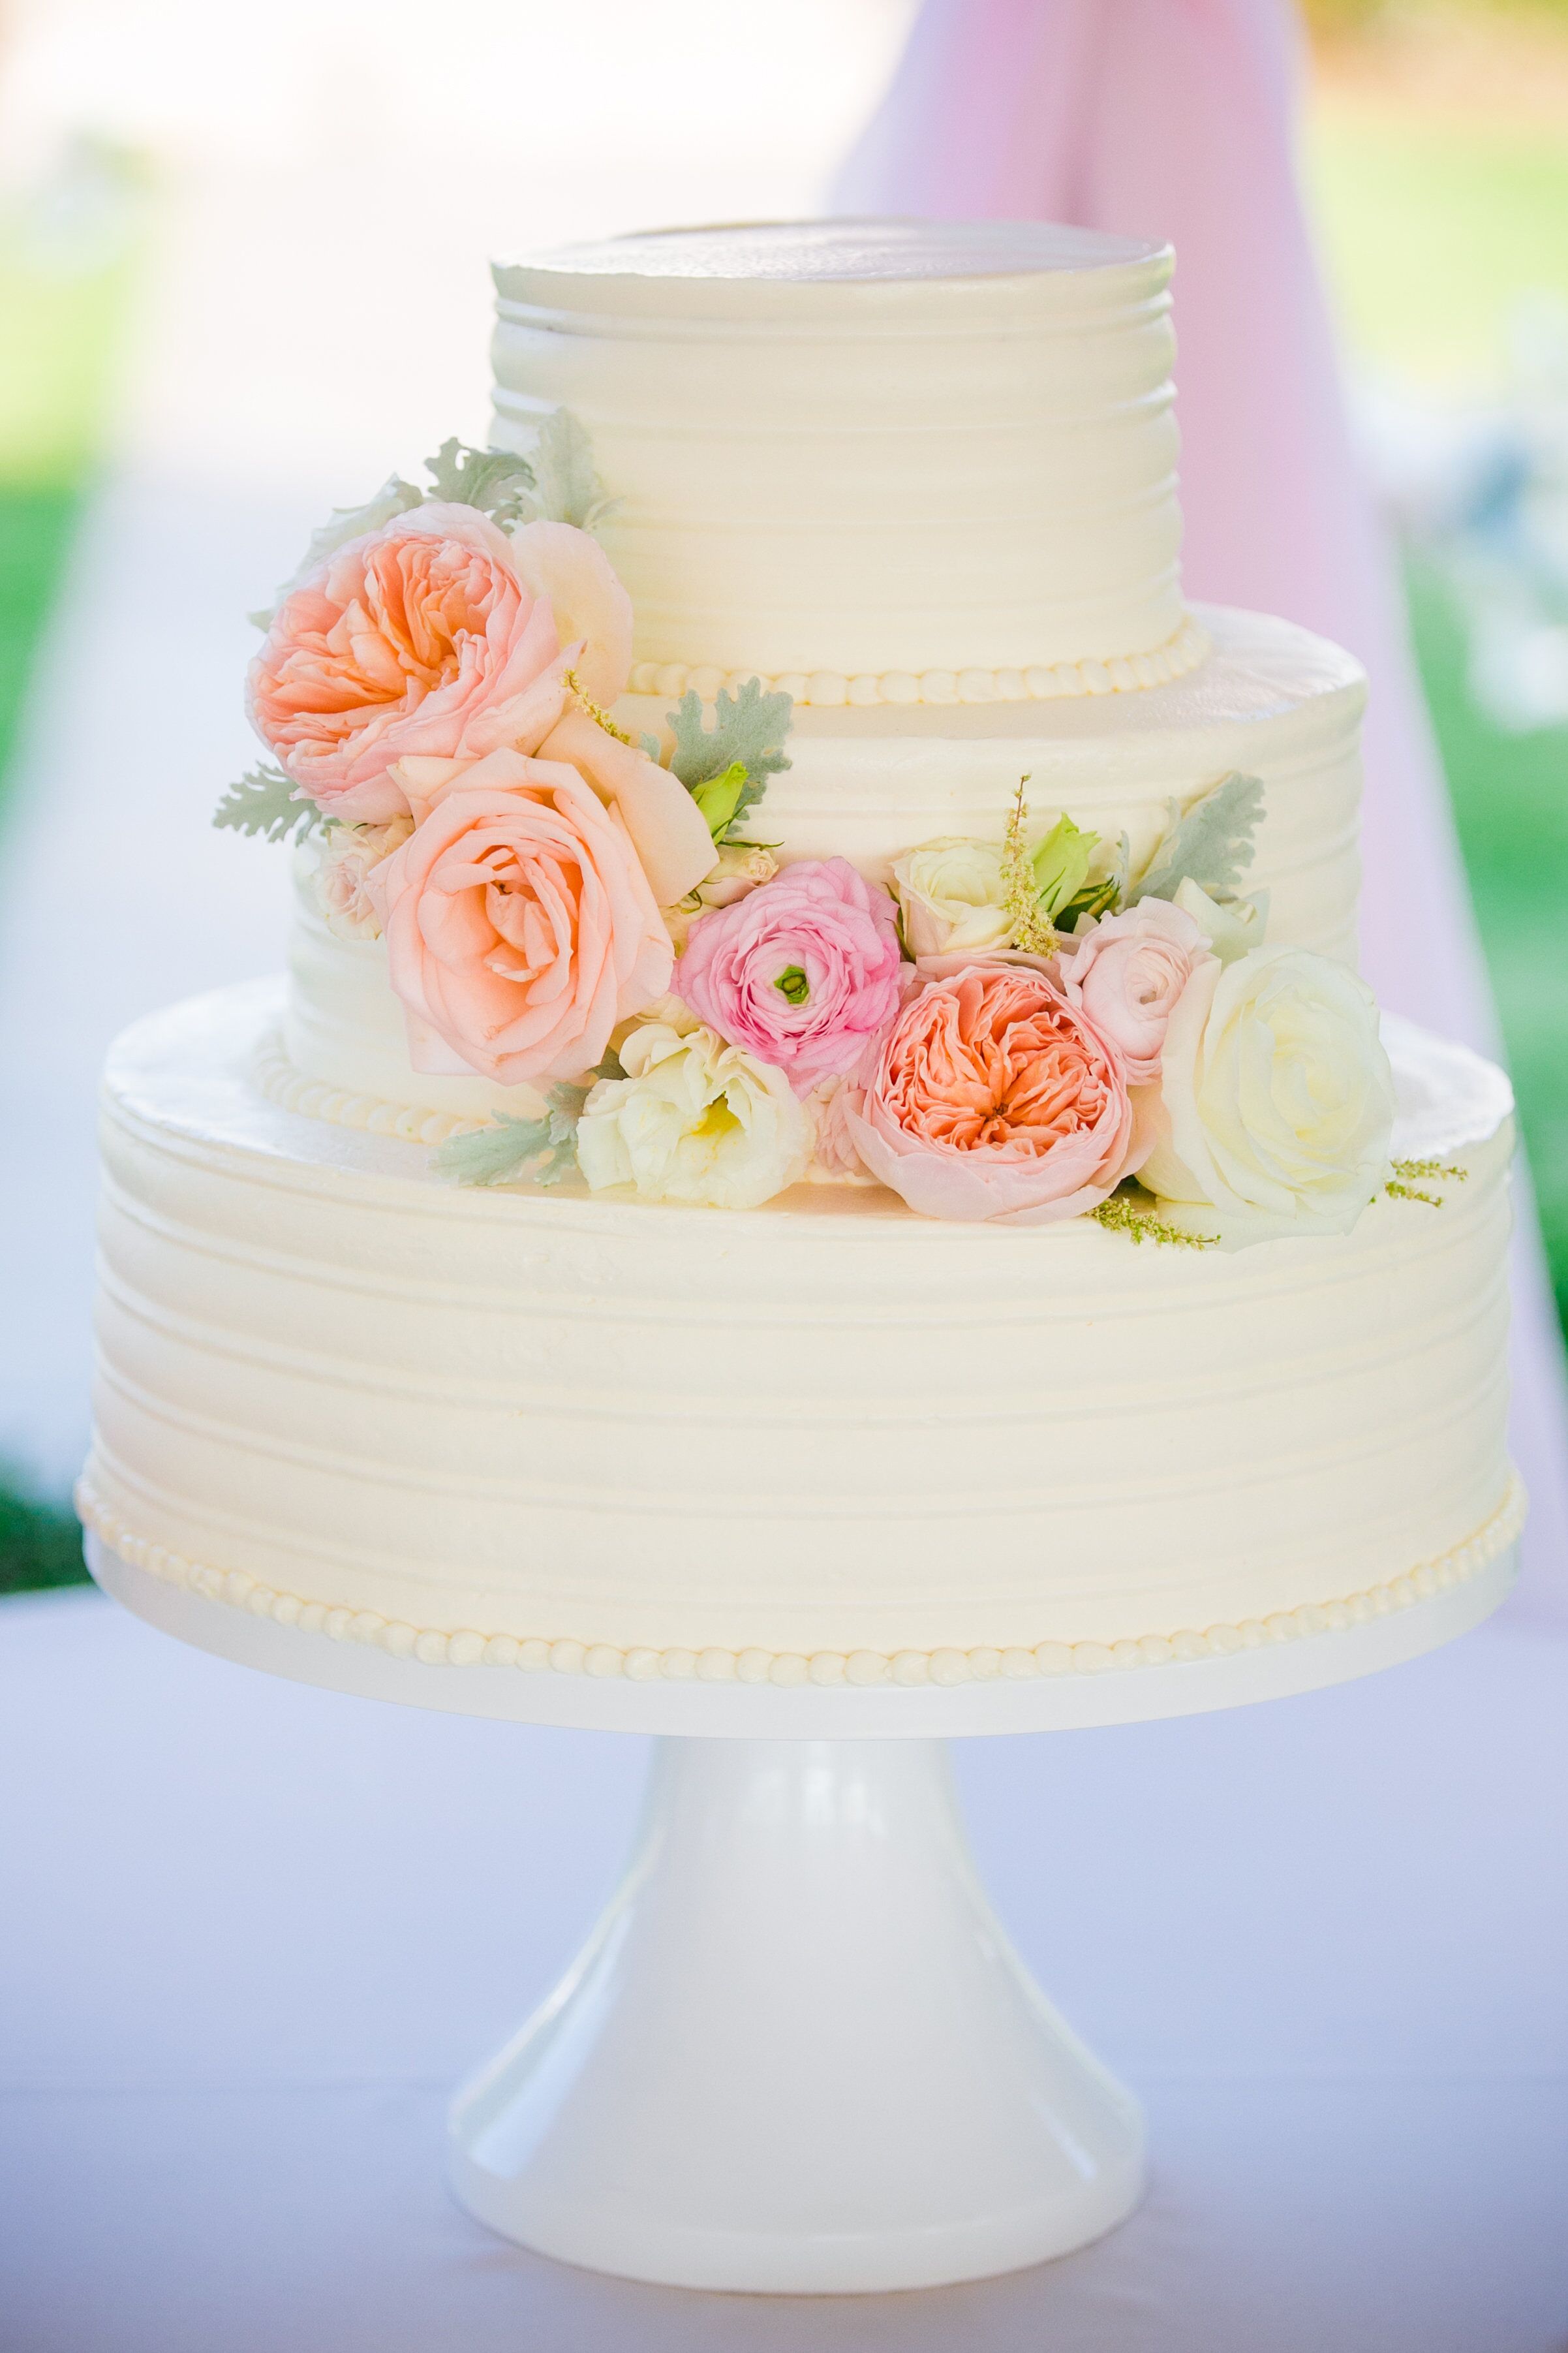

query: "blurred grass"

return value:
[0, 166, 141, 1591]
[1308, 103, 1568, 384]
[1407, 556, 1568, 1332]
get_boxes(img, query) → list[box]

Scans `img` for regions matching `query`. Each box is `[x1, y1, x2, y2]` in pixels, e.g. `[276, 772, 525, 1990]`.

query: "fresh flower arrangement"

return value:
[223, 418, 1402, 1248]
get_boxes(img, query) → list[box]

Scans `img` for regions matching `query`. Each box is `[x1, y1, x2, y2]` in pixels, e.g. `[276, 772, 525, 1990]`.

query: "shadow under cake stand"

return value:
[88, 1529, 1514, 2296]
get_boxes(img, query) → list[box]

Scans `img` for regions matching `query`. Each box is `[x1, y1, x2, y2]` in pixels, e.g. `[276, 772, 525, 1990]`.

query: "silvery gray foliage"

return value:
[1133, 771, 1264, 907]
[667, 678, 794, 841]
[521, 409, 623, 533]
[211, 764, 319, 844]
[431, 1104, 580, 1189]
[423, 438, 537, 527]
[247, 473, 423, 627]
[431, 1059, 625, 1189]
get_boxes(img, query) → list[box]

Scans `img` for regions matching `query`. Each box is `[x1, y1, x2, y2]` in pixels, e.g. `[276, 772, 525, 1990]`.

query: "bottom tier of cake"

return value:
[81, 981, 1520, 1681]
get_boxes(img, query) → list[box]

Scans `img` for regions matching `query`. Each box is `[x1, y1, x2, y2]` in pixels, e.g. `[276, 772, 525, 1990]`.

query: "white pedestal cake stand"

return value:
[88, 1531, 1514, 2296]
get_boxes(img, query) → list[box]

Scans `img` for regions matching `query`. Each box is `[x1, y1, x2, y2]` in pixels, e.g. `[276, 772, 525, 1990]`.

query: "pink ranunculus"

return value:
[673, 857, 906, 1094]
[1055, 898, 1217, 1085]
[365, 747, 671, 1088]
[840, 963, 1139, 1224]
[247, 504, 631, 824]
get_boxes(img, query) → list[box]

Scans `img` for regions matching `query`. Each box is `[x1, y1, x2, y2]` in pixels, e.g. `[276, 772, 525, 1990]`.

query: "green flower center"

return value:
[775, 964, 810, 1006]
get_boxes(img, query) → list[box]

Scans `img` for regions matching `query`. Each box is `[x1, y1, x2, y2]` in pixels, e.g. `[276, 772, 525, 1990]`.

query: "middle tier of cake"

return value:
[278, 604, 1364, 1132]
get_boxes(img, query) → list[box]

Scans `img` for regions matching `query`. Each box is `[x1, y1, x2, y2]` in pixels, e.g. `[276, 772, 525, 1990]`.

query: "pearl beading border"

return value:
[76, 1469, 1525, 1692]
[627, 616, 1210, 710]
[253, 1034, 488, 1147]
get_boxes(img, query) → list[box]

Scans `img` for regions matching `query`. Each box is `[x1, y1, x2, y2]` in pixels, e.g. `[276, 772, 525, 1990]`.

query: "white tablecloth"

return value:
[3, 1587, 1566, 2352]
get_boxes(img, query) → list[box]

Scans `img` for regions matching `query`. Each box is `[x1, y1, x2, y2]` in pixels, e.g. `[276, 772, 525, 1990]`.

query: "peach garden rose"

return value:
[365, 747, 671, 1087]
[247, 504, 630, 825]
[839, 962, 1139, 1223]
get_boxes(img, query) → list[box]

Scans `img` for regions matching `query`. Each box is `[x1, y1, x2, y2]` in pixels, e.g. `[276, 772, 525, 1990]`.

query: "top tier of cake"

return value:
[491, 220, 1193, 698]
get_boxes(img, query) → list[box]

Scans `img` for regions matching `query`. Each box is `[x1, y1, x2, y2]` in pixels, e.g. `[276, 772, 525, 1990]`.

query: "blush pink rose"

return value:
[1055, 899, 1216, 1085]
[673, 858, 906, 1094]
[839, 963, 1139, 1224]
[247, 505, 630, 824]
[365, 747, 671, 1087]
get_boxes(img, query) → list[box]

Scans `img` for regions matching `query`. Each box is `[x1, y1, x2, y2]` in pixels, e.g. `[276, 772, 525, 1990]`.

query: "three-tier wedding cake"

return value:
[79, 220, 1520, 1685]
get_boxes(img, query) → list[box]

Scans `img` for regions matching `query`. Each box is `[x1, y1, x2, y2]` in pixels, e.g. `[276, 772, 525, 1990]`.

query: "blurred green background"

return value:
[1, 1, 1566, 1591]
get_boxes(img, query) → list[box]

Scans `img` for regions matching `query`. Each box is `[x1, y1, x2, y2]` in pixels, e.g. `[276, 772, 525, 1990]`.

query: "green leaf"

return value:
[529, 409, 621, 532]
[667, 677, 793, 843]
[1030, 815, 1099, 920]
[1059, 832, 1130, 929]
[1134, 771, 1263, 907]
[212, 763, 319, 845]
[422, 437, 536, 527]
[690, 760, 750, 839]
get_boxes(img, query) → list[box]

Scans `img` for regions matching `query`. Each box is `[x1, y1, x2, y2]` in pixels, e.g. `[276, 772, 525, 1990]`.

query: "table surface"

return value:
[4, 1586, 1567, 2353]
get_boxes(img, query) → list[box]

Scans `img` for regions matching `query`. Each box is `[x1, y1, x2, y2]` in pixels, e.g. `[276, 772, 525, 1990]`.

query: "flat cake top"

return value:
[498, 218, 1169, 288]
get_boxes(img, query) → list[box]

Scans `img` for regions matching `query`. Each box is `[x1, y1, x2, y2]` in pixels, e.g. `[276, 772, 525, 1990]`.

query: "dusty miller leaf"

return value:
[212, 764, 319, 845]
[428, 1065, 622, 1189]
[666, 678, 793, 842]
[1133, 771, 1264, 907]
[527, 409, 621, 532]
[422, 438, 536, 527]
[431, 1106, 577, 1189]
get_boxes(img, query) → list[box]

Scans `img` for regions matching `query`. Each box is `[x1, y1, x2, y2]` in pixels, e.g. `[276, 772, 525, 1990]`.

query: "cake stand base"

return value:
[448, 1735, 1143, 2294]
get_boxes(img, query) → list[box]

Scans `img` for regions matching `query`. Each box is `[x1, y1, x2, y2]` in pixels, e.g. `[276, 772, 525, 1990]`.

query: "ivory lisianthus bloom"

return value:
[576, 1021, 813, 1209]
[247, 505, 630, 824]
[840, 963, 1138, 1223]
[674, 858, 906, 1093]
[1137, 945, 1395, 1241]
[1056, 897, 1216, 1084]
[890, 837, 1012, 959]
[365, 747, 671, 1087]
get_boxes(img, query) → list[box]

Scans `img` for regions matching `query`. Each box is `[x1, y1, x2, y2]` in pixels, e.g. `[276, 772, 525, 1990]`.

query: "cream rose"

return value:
[1136, 946, 1395, 1242]
[576, 1021, 814, 1209]
[890, 837, 1012, 959]
[313, 818, 414, 941]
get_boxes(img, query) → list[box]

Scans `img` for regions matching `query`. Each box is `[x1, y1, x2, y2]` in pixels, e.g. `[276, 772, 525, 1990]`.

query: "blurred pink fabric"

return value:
[834, 0, 1568, 1608]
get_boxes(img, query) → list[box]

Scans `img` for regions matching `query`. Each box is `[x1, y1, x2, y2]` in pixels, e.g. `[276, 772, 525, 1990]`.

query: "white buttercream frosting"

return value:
[77, 1471, 1525, 1687]
[86, 982, 1516, 1666]
[491, 219, 1187, 685]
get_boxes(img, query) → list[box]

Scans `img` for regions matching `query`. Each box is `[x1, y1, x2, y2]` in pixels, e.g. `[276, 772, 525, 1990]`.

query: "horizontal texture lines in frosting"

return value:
[626, 615, 1210, 708]
[77, 1467, 1526, 1689]
[491, 228, 1186, 680]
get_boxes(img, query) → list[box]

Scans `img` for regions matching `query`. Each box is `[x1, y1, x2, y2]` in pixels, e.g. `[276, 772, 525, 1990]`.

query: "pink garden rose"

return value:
[247, 505, 630, 824]
[673, 858, 905, 1093]
[839, 963, 1139, 1224]
[1055, 898, 1216, 1085]
[365, 747, 671, 1087]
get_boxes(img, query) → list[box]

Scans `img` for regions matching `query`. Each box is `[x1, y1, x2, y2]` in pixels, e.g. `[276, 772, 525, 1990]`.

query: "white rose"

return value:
[1136, 946, 1394, 1243]
[315, 818, 414, 941]
[890, 837, 1012, 959]
[576, 1021, 813, 1209]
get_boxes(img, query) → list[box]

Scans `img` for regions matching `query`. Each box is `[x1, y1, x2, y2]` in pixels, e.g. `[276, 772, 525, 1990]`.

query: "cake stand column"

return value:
[448, 1735, 1143, 2293]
